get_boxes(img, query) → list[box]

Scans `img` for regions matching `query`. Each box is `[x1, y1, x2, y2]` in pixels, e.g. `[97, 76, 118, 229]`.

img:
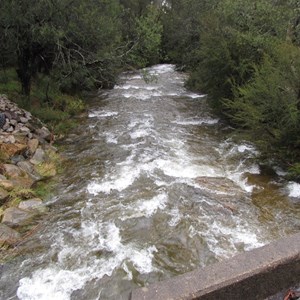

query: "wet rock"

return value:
[195, 176, 245, 201]
[2, 164, 25, 178]
[0, 223, 21, 245]
[27, 138, 39, 155]
[0, 179, 14, 191]
[30, 148, 47, 165]
[18, 198, 47, 213]
[2, 207, 34, 227]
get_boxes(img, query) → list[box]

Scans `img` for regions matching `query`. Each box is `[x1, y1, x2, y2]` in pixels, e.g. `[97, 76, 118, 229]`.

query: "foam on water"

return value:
[205, 220, 265, 259]
[156, 157, 221, 179]
[123, 90, 162, 100]
[105, 132, 118, 144]
[130, 128, 151, 139]
[148, 64, 174, 74]
[168, 208, 182, 227]
[18, 267, 88, 300]
[287, 182, 300, 198]
[89, 111, 118, 118]
[173, 117, 219, 126]
[18, 222, 158, 300]
[135, 193, 168, 217]
[184, 92, 206, 99]
[87, 166, 140, 194]
[115, 84, 141, 90]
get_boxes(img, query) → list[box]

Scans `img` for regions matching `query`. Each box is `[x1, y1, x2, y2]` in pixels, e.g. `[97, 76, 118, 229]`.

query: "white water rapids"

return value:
[1, 64, 299, 300]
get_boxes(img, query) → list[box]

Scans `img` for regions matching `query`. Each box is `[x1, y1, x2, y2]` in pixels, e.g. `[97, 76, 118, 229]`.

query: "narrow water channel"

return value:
[1, 64, 299, 300]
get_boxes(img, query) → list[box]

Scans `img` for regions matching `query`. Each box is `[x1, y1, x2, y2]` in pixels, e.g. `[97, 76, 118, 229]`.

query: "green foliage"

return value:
[0, 0, 124, 97]
[288, 163, 300, 181]
[127, 5, 163, 68]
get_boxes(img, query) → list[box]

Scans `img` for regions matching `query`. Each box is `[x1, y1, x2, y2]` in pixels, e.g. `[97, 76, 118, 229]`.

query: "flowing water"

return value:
[1, 64, 300, 300]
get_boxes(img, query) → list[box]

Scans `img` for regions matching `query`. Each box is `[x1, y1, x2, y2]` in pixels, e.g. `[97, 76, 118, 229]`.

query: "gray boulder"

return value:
[36, 126, 52, 142]
[17, 161, 42, 181]
[18, 198, 47, 213]
[2, 207, 34, 227]
[30, 148, 47, 165]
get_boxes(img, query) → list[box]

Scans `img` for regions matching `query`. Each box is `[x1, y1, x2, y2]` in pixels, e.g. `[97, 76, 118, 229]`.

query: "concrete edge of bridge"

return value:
[130, 232, 300, 300]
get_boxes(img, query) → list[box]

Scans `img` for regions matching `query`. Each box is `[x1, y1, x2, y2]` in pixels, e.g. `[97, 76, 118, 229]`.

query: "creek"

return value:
[1, 64, 300, 300]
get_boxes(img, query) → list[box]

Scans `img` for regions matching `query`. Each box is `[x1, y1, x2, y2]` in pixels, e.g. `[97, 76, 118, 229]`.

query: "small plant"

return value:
[8, 188, 35, 201]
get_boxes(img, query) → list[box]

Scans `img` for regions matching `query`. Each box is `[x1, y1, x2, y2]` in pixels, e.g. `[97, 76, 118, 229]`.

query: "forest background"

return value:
[0, 0, 299, 180]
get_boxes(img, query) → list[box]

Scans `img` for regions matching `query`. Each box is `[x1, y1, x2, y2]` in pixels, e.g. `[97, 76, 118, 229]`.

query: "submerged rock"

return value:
[195, 176, 245, 202]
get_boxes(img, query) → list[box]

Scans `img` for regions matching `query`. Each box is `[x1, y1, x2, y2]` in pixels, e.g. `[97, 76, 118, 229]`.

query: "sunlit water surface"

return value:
[1, 64, 300, 300]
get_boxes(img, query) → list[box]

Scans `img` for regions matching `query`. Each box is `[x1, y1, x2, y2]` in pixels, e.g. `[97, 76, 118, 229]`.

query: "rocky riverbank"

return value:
[0, 95, 59, 255]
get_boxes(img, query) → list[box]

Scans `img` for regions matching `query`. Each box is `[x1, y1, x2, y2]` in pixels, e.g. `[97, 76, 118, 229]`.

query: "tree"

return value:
[126, 4, 163, 68]
[0, 0, 124, 97]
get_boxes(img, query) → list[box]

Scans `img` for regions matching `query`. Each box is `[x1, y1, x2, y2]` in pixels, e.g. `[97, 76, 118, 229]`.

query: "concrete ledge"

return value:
[131, 232, 300, 300]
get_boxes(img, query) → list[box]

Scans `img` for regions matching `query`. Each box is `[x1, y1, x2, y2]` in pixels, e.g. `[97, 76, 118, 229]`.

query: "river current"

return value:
[1, 64, 300, 300]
